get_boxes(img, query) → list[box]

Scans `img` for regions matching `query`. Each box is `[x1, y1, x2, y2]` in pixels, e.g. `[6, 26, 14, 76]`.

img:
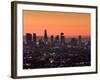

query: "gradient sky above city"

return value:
[23, 10, 91, 37]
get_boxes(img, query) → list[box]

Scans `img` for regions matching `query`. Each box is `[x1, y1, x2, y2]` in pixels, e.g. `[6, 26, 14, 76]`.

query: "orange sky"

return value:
[23, 10, 91, 37]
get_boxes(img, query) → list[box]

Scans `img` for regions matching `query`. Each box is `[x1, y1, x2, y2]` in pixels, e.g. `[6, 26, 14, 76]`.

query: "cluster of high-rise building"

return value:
[23, 29, 91, 69]
[24, 29, 90, 48]
[24, 29, 67, 47]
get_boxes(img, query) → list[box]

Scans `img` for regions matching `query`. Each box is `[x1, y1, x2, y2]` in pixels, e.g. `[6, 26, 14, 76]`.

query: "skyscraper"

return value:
[77, 35, 82, 46]
[55, 35, 60, 46]
[33, 33, 37, 46]
[55, 35, 59, 42]
[38, 38, 43, 48]
[44, 29, 48, 44]
[60, 32, 65, 45]
[71, 38, 77, 46]
[78, 35, 82, 43]
[51, 35, 54, 46]
[26, 33, 32, 45]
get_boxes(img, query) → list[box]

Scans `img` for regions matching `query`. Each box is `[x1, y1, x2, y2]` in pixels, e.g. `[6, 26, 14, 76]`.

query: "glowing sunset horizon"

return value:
[23, 10, 91, 37]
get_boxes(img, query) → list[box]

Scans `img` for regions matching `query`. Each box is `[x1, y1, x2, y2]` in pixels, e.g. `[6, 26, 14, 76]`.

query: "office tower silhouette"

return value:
[55, 35, 59, 42]
[60, 32, 65, 45]
[38, 38, 43, 48]
[44, 29, 48, 44]
[71, 38, 77, 46]
[33, 33, 37, 46]
[26, 33, 32, 45]
[51, 35, 54, 46]
[55, 35, 59, 46]
[78, 35, 82, 45]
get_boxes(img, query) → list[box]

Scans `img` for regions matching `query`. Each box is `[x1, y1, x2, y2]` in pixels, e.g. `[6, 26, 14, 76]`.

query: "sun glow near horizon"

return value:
[23, 10, 91, 37]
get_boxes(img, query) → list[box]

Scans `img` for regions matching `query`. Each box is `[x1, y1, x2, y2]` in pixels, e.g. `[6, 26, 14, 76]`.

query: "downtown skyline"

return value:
[23, 29, 91, 69]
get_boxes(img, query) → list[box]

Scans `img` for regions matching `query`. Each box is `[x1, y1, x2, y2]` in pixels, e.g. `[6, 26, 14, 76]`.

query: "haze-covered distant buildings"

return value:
[23, 29, 91, 69]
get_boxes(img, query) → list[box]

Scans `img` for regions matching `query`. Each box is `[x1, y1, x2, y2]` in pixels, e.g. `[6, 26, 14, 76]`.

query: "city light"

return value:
[23, 29, 91, 69]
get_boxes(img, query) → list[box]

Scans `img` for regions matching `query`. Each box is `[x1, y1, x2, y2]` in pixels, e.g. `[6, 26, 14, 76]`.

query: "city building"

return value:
[26, 33, 32, 45]
[60, 32, 65, 45]
[51, 35, 54, 46]
[44, 29, 48, 45]
[33, 33, 37, 47]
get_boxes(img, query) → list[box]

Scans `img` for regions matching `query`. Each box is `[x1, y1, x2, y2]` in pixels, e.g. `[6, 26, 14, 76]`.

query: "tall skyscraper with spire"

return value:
[44, 29, 48, 44]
